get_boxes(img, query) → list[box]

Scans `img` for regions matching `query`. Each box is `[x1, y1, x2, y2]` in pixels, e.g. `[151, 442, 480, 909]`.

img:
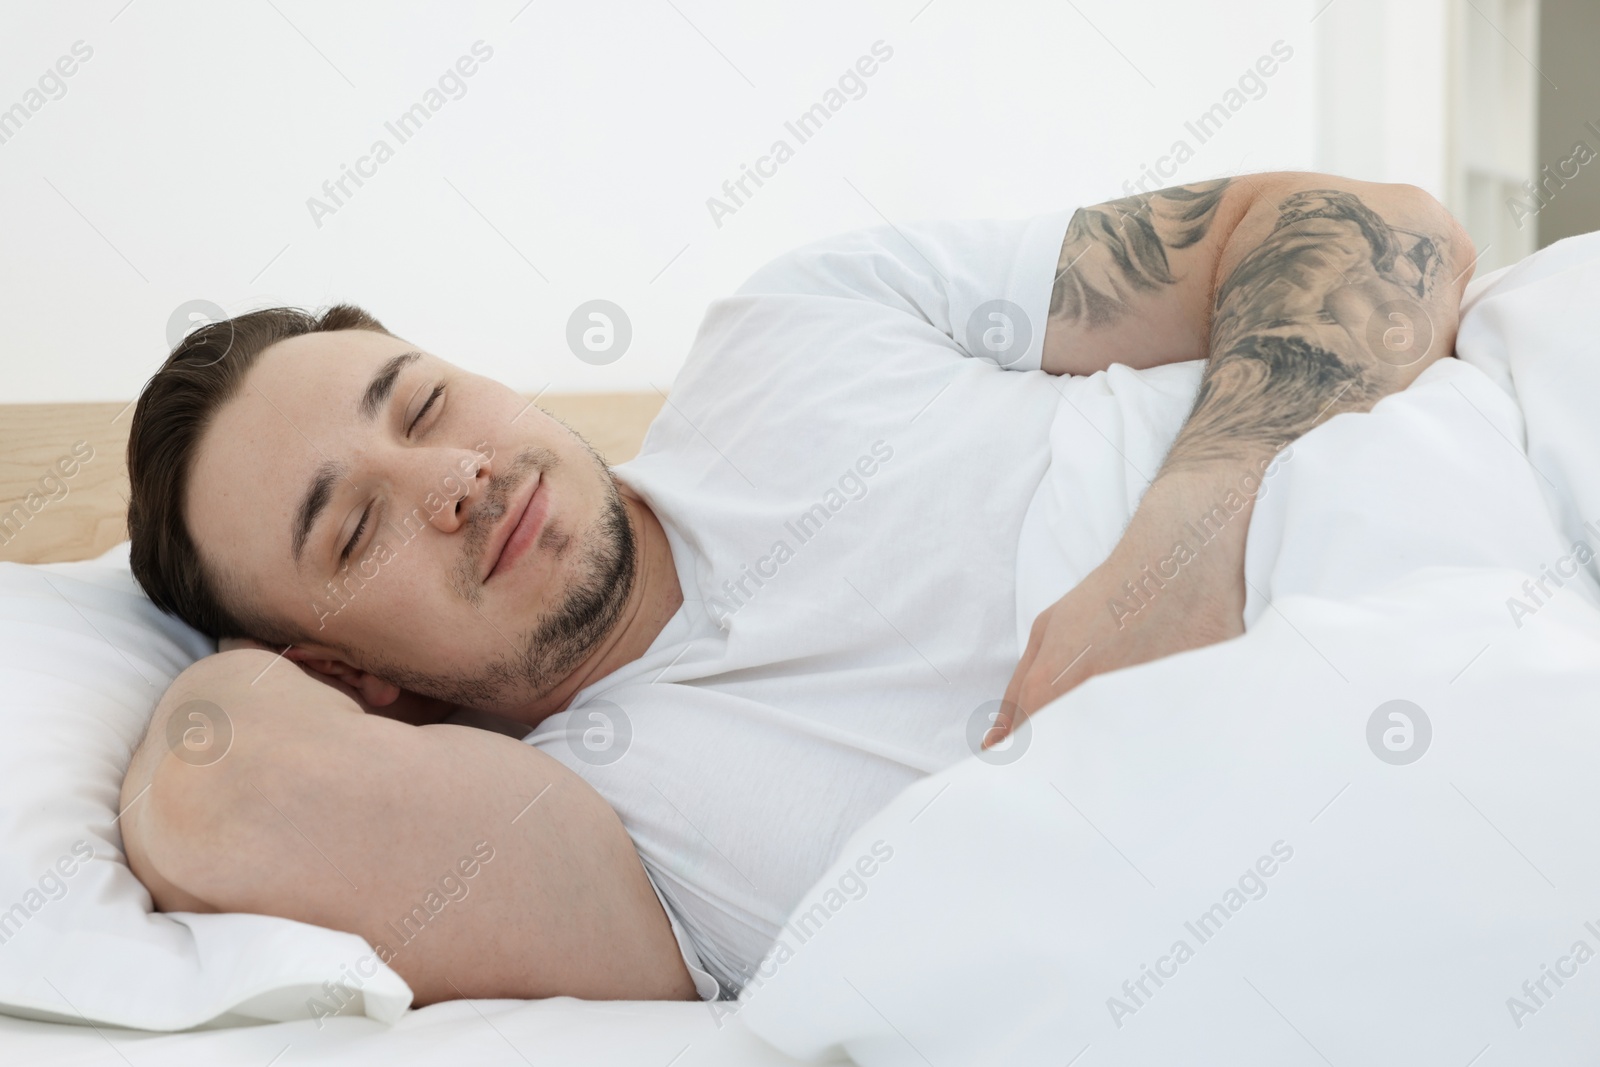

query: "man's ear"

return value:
[283, 647, 403, 708]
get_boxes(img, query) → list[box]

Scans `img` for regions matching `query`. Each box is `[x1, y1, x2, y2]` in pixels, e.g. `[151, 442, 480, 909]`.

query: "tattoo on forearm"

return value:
[1159, 187, 1454, 474]
[1049, 178, 1232, 329]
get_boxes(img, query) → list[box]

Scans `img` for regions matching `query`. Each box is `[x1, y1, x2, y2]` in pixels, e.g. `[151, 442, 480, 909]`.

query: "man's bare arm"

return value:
[1040, 177, 1239, 375]
[1159, 177, 1469, 470]
[995, 173, 1474, 731]
[1038, 172, 1470, 385]
[121, 649, 698, 1003]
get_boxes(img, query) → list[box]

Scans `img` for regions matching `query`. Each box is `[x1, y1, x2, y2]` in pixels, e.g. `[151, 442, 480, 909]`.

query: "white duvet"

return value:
[736, 233, 1600, 1065]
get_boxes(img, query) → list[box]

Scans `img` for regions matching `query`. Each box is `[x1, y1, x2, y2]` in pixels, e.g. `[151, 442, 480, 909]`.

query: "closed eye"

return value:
[408, 384, 444, 436]
[340, 503, 372, 564]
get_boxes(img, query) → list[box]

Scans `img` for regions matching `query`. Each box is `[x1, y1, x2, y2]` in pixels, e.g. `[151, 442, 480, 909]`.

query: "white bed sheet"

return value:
[1, 996, 842, 1066]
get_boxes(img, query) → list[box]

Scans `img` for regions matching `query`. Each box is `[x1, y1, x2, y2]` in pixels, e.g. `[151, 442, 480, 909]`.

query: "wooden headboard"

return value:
[0, 393, 665, 565]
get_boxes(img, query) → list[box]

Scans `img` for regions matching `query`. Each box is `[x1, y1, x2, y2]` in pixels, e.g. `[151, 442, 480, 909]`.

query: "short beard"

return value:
[356, 439, 637, 714]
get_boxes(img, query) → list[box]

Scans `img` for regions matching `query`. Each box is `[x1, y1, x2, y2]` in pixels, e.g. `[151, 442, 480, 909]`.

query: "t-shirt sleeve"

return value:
[643, 863, 724, 1001]
[732, 210, 1075, 372]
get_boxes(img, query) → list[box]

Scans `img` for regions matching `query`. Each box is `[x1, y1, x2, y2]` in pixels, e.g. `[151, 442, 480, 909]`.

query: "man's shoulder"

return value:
[731, 224, 899, 300]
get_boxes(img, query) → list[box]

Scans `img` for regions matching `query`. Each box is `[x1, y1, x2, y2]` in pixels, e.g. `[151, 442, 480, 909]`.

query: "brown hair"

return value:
[127, 304, 391, 644]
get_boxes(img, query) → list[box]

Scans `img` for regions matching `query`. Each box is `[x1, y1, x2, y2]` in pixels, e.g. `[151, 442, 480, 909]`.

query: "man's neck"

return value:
[518, 484, 682, 723]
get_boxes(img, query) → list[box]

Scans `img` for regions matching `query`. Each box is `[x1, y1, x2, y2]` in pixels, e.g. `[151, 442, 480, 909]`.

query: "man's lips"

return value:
[483, 472, 544, 583]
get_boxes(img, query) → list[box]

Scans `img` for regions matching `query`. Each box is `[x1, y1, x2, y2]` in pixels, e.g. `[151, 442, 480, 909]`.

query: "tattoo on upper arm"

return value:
[1161, 187, 1455, 473]
[1049, 178, 1233, 330]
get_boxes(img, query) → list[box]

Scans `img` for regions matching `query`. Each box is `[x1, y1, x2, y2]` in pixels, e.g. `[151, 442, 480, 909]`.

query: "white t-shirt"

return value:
[525, 210, 1086, 999]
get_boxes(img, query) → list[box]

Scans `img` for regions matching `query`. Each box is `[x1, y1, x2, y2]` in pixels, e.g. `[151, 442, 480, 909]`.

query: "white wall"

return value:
[0, 0, 1322, 403]
[1311, 0, 1545, 274]
[1312, 0, 1451, 196]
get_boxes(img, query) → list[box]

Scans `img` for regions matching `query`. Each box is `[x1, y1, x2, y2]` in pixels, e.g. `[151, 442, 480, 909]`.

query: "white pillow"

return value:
[0, 541, 412, 1029]
[1454, 230, 1600, 580]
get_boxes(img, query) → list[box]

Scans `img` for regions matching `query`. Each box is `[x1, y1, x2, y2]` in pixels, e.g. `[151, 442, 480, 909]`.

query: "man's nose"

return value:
[423, 448, 493, 534]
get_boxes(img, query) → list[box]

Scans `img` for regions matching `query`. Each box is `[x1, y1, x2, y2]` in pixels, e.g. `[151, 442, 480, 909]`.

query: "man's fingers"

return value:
[982, 706, 1020, 751]
[987, 658, 1032, 750]
[989, 618, 1095, 751]
[1045, 641, 1094, 692]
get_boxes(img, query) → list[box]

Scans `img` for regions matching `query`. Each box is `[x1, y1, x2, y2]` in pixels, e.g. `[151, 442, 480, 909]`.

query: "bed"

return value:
[10, 231, 1600, 1065]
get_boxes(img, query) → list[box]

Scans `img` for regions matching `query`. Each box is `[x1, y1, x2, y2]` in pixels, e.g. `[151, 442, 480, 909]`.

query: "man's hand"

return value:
[990, 467, 1255, 746]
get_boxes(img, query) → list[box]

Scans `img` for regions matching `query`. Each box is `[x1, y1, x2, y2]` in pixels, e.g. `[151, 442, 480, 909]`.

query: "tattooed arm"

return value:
[1040, 177, 1239, 375]
[1159, 179, 1467, 469]
[989, 173, 1475, 741]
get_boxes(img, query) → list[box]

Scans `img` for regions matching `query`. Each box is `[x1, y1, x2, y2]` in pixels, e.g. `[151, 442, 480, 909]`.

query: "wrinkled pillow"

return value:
[0, 541, 411, 1029]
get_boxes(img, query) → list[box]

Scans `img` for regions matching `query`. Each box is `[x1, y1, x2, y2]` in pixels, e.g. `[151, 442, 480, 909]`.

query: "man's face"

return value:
[185, 329, 636, 714]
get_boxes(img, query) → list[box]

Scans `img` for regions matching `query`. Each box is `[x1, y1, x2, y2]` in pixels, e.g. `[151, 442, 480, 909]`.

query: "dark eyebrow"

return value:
[359, 350, 422, 422]
[291, 459, 347, 564]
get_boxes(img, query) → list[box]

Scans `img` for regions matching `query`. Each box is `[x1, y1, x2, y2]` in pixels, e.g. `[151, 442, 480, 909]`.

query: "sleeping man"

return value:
[118, 171, 1473, 1005]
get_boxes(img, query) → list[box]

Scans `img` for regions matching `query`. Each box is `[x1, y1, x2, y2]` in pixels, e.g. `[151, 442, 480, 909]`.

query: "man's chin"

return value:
[366, 474, 635, 726]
